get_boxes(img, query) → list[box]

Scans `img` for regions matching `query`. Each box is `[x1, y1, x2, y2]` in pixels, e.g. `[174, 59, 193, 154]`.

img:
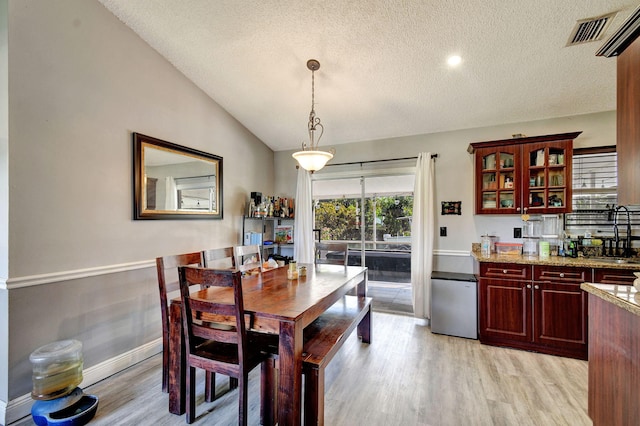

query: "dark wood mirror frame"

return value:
[133, 133, 223, 220]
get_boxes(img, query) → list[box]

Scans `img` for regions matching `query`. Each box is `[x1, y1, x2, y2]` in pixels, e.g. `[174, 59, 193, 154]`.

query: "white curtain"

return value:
[411, 152, 435, 320]
[294, 168, 314, 263]
[165, 176, 177, 210]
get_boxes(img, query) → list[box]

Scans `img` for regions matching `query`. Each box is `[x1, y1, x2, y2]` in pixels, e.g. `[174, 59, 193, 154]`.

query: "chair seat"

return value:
[193, 332, 278, 366]
[247, 331, 279, 355]
[192, 342, 245, 366]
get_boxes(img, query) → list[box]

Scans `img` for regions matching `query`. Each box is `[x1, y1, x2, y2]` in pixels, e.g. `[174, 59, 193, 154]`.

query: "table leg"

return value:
[169, 302, 186, 415]
[358, 302, 372, 345]
[357, 269, 368, 298]
[278, 320, 303, 426]
[260, 357, 277, 426]
[357, 270, 371, 343]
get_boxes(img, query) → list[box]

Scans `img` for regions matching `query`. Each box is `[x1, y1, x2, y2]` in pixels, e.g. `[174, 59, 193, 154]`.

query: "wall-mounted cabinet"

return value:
[474, 145, 520, 214]
[469, 132, 581, 215]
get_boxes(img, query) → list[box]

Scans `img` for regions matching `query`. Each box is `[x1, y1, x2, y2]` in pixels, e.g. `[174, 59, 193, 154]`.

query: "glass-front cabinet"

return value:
[522, 141, 572, 214]
[469, 132, 580, 215]
[475, 146, 520, 214]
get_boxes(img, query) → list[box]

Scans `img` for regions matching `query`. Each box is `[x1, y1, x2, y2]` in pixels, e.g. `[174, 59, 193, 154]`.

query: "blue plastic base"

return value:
[31, 388, 98, 426]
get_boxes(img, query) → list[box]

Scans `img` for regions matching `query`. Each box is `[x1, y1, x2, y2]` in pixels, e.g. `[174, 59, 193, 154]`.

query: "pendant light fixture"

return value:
[292, 59, 334, 172]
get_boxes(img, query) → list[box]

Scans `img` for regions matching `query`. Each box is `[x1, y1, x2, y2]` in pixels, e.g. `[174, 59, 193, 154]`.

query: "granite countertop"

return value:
[470, 244, 640, 271]
[581, 282, 640, 317]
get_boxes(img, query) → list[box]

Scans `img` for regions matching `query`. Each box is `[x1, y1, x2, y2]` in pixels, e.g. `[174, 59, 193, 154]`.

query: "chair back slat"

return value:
[157, 252, 204, 295]
[192, 323, 239, 344]
[181, 267, 235, 289]
[315, 242, 349, 266]
[190, 298, 237, 316]
[234, 245, 263, 274]
[178, 267, 247, 358]
[203, 247, 235, 269]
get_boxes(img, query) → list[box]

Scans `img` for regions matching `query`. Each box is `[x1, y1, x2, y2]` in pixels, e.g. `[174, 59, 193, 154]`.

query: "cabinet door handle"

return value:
[503, 269, 508, 274]
[534, 285, 539, 290]
[516, 207, 521, 212]
[526, 284, 532, 289]
[523, 207, 528, 213]
[559, 273, 565, 278]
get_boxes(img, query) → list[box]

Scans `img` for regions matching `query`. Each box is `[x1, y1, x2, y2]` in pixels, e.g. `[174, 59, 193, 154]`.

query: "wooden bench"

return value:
[302, 295, 373, 426]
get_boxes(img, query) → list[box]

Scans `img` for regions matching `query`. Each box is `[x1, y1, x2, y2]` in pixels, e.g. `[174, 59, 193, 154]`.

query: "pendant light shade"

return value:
[292, 149, 333, 171]
[292, 59, 334, 173]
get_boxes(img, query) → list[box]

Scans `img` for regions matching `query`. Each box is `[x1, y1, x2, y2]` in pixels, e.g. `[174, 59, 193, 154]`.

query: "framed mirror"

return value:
[133, 133, 223, 220]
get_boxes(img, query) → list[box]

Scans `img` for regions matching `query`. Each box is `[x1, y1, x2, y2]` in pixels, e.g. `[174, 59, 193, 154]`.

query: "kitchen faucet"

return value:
[613, 205, 632, 257]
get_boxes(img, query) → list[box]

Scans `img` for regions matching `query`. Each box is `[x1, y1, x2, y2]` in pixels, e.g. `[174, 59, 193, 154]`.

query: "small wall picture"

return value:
[441, 201, 461, 215]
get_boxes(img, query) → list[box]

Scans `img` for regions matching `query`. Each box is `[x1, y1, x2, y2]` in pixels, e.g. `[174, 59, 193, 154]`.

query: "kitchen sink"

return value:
[589, 257, 640, 265]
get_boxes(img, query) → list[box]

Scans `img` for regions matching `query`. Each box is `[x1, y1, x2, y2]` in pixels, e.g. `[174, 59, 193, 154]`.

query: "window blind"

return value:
[572, 151, 617, 210]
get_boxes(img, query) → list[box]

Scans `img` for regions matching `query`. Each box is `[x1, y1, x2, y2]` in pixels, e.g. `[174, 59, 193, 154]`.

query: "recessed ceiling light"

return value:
[447, 55, 462, 67]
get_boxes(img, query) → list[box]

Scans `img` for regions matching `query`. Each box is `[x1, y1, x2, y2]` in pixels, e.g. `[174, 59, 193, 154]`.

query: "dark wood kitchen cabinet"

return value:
[615, 37, 640, 205]
[478, 262, 589, 360]
[586, 290, 640, 426]
[471, 145, 521, 214]
[593, 267, 638, 285]
[478, 263, 532, 344]
[469, 132, 580, 215]
[597, 13, 640, 205]
[532, 265, 590, 359]
[589, 13, 640, 423]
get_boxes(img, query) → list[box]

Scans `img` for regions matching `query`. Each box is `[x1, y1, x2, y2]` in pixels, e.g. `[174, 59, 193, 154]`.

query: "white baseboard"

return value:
[4, 338, 162, 425]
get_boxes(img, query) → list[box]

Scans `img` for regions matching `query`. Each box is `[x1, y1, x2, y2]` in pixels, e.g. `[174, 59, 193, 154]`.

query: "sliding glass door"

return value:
[312, 171, 415, 313]
[313, 175, 414, 248]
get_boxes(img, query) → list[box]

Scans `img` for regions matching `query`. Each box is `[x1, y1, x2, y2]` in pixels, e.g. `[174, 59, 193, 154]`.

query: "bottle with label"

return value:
[560, 232, 569, 257]
[568, 241, 578, 258]
[539, 241, 550, 258]
[481, 235, 492, 257]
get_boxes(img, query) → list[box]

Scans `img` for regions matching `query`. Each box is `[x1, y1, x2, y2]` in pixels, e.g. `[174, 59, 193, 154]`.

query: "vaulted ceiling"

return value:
[99, 0, 638, 151]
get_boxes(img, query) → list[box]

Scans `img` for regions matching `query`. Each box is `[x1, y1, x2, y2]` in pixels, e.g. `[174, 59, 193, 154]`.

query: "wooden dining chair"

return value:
[233, 245, 263, 274]
[203, 247, 235, 269]
[156, 252, 216, 399]
[315, 242, 349, 266]
[178, 267, 278, 425]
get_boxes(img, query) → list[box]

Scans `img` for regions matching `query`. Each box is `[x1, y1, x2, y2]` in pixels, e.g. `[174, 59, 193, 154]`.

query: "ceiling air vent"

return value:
[566, 12, 617, 46]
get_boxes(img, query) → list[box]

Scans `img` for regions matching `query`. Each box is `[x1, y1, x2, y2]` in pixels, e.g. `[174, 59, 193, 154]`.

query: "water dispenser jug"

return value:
[29, 340, 98, 426]
[30, 340, 83, 400]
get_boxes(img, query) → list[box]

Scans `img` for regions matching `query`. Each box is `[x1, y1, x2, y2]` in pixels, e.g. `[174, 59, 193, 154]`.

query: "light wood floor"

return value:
[13, 312, 590, 426]
[369, 280, 413, 315]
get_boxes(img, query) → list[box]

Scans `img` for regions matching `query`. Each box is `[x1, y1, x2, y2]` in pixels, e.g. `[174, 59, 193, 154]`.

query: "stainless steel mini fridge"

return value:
[431, 271, 478, 339]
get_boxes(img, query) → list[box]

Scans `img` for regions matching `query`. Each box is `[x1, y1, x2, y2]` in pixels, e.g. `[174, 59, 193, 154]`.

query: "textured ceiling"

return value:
[98, 0, 638, 152]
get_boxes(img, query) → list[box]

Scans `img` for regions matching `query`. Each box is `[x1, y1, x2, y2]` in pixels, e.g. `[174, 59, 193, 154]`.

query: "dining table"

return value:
[168, 263, 369, 426]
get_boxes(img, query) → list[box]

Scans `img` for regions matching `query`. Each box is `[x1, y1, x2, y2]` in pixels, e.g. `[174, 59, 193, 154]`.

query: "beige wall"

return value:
[0, 0, 8, 410]
[2, 0, 274, 414]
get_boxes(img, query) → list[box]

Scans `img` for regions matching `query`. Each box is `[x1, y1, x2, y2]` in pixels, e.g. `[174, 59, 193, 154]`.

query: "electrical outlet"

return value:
[440, 227, 447, 237]
[514, 227, 522, 238]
